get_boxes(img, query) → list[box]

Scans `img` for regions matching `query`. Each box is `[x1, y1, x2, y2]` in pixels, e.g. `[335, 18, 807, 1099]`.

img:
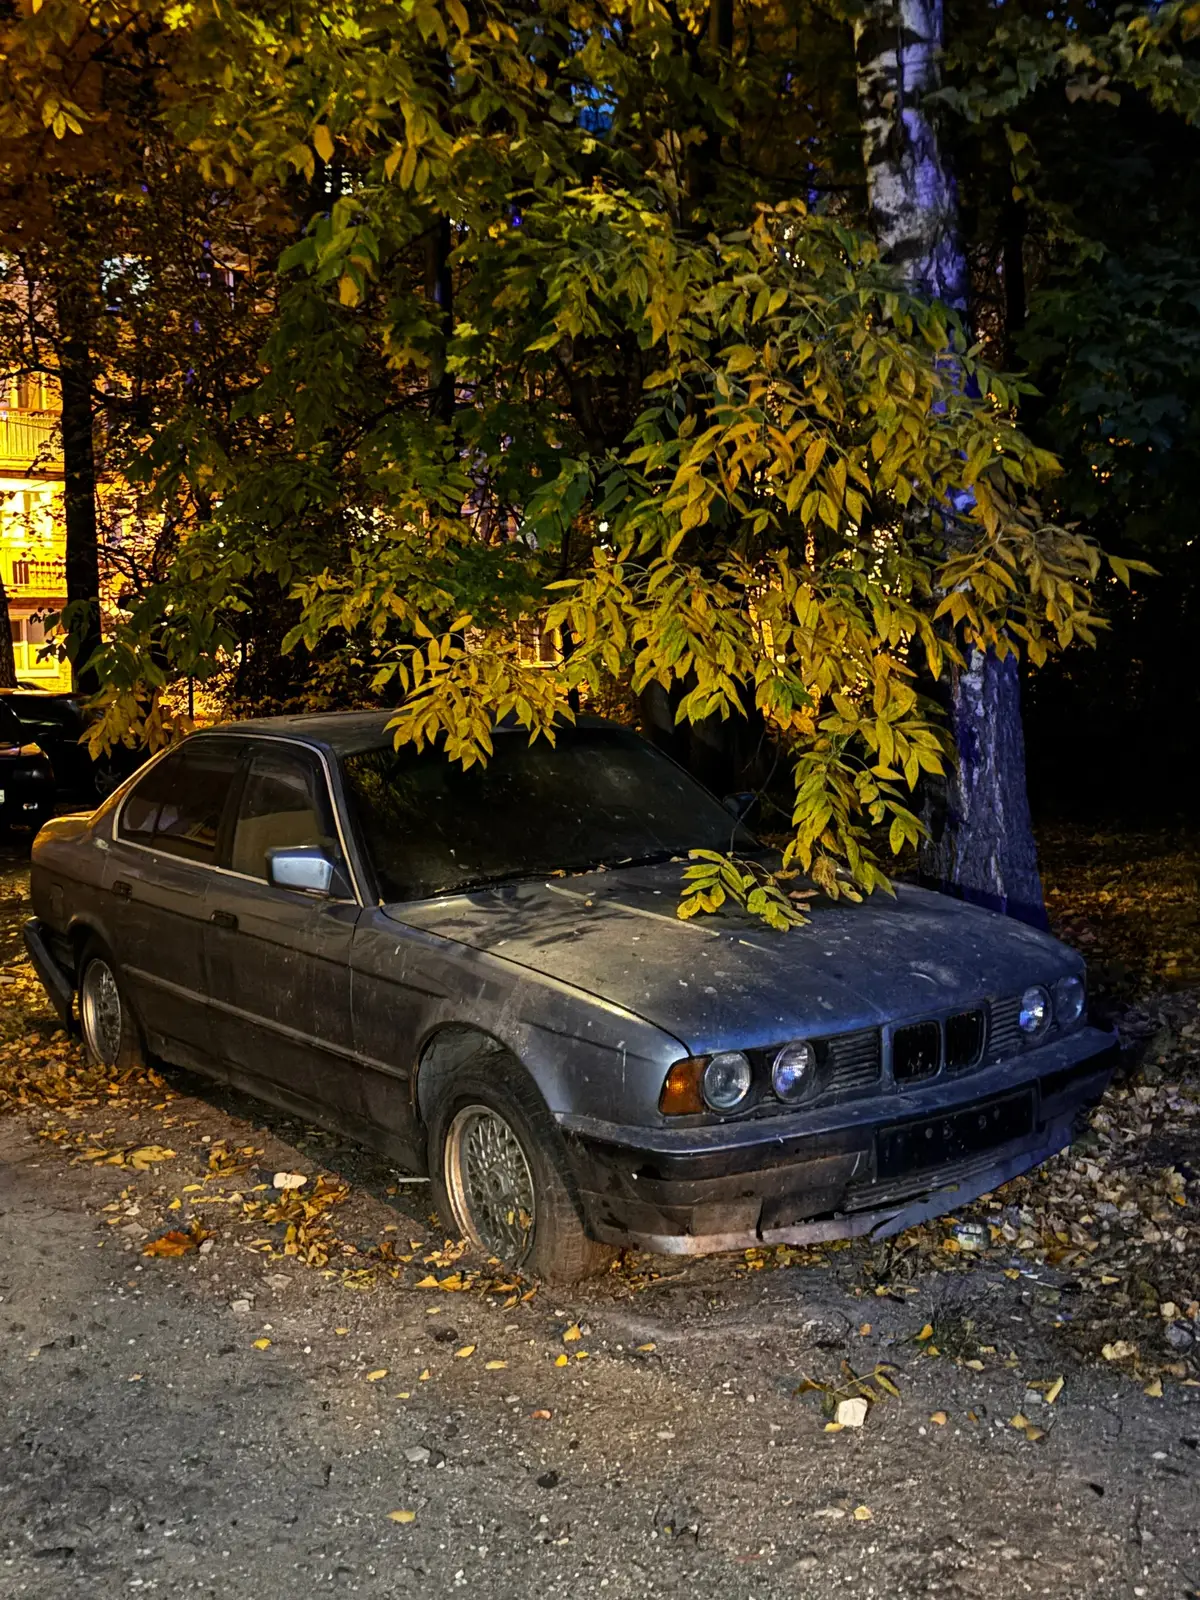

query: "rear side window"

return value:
[118, 740, 240, 862]
[229, 745, 340, 881]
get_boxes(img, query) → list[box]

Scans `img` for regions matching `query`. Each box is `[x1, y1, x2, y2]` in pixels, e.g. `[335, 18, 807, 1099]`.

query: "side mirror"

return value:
[721, 791, 756, 821]
[267, 845, 336, 896]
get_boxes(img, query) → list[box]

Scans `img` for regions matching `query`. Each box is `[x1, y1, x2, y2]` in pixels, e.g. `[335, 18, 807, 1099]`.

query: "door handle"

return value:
[209, 909, 238, 930]
[111, 879, 132, 899]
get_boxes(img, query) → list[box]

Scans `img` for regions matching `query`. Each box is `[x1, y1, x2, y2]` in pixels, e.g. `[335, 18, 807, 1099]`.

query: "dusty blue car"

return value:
[24, 711, 1116, 1279]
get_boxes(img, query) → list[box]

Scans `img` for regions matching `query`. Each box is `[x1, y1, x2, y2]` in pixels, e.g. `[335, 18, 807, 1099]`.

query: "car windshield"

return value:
[340, 725, 758, 900]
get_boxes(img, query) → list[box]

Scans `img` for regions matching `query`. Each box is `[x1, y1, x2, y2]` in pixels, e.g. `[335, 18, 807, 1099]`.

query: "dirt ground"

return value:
[2, 826, 1200, 1600]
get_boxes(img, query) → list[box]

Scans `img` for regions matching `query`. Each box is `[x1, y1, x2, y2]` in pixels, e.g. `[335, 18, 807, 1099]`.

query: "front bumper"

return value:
[560, 1026, 1118, 1254]
[23, 919, 76, 1028]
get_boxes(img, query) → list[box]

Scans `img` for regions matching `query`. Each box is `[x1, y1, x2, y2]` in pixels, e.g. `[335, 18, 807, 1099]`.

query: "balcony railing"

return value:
[5, 556, 66, 596]
[0, 412, 62, 474]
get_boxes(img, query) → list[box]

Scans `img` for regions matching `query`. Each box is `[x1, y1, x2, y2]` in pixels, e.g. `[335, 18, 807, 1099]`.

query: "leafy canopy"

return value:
[10, 0, 1145, 921]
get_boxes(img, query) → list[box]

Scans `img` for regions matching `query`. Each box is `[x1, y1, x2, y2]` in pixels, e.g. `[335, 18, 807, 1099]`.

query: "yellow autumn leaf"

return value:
[129, 1145, 176, 1169]
[415, 1276, 440, 1289]
[853, 1506, 872, 1521]
[930, 1411, 948, 1426]
[167, 1198, 181, 1211]
[335, 1328, 349, 1336]
[555, 1353, 569, 1367]
[485, 1360, 507, 1371]
[313, 123, 334, 163]
[1009, 1413, 1029, 1430]
[823, 1421, 843, 1433]
[562, 1324, 581, 1342]
[454, 1345, 475, 1359]
[252, 1338, 271, 1350]
[916, 1324, 934, 1342]
[1144, 1377, 1164, 1398]
[387, 1509, 416, 1524]
[419, 1368, 431, 1381]
[636, 1343, 656, 1353]
[366, 1369, 388, 1382]
[1045, 1376, 1064, 1405]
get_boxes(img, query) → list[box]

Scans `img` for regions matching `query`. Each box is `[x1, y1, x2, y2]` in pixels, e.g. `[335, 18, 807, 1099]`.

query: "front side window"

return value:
[340, 726, 757, 902]
[118, 740, 239, 860]
[230, 745, 340, 883]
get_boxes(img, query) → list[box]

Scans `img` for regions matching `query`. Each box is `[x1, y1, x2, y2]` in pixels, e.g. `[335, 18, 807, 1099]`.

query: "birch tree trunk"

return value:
[854, 0, 1046, 927]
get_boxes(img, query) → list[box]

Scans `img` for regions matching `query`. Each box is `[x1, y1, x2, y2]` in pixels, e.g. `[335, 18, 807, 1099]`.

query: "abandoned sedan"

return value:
[25, 712, 1116, 1279]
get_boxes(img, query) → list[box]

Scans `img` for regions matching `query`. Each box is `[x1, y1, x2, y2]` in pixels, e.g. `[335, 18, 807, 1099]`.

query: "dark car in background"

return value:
[23, 711, 1118, 1281]
[0, 688, 146, 803]
[0, 697, 56, 833]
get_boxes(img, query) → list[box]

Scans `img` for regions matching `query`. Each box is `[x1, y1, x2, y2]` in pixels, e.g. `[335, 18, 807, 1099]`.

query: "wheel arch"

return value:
[414, 1023, 525, 1125]
[67, 918, 104, 973]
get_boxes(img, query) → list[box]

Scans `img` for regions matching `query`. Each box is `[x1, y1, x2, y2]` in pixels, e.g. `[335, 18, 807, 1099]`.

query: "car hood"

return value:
[385, 862, 1080, 1054]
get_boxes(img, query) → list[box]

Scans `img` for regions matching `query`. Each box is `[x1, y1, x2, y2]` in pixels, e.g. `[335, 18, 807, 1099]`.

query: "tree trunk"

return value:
[919, 649, 1045, 925]
[0, 578, 17, 689]
[854, 0, 1047, 927]
[1003, 195, 1027, 365]
[423, 213, 455, 426]
[57, 290, 103, 696]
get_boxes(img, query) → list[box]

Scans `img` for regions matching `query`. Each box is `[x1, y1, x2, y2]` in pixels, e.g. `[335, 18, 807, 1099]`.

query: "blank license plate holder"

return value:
[876, 1090, 1035, 1179]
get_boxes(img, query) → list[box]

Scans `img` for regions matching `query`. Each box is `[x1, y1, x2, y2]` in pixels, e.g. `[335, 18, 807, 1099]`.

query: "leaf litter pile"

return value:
[3, 829, 1199, 1397]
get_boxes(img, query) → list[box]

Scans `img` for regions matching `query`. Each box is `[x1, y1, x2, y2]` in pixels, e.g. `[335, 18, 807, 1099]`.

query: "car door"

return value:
[103, 737, 242, 1062]
[203, 740, 359, 1119]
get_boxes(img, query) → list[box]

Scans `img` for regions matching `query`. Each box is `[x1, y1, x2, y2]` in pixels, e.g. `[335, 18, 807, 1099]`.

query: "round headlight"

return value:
[1019, 985, 1051, 1036]
[772, 1041, 816, 1102]
[702, 1051, 753, 1112]
[1054, 974, 1085, 1029]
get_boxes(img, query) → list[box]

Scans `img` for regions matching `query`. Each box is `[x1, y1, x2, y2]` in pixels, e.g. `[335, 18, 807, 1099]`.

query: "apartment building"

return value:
[0, 372, 72, 689]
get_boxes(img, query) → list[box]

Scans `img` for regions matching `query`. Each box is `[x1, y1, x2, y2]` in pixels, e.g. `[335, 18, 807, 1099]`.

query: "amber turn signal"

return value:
[659, 1058, 706, 1115]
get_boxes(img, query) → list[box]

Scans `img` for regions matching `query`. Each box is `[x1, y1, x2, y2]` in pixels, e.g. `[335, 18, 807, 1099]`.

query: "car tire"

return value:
[77, 938, 146, 1072]
[426, 1054, 615, 1284]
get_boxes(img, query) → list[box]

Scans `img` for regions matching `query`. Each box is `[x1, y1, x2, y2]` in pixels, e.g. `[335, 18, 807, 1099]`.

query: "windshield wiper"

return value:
[441, 866, 565, 894]
[605, 849, 688, 870]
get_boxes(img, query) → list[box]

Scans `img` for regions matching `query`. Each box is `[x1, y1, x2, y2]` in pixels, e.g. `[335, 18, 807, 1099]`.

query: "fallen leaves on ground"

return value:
[143, 1223, 211, 1258]
[797, 1361, 902, 1428]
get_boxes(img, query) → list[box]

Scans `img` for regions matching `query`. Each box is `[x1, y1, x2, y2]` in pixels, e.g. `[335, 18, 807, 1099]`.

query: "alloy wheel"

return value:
[443, 1104, 537, 1263]
[80, 958, 123, 1067]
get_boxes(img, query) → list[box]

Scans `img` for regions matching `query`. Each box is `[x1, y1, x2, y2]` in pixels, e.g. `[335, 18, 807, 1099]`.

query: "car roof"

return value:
[191, 710, 399, 756]
[0, 687, 79, 702]
[189, 709, 623, 758]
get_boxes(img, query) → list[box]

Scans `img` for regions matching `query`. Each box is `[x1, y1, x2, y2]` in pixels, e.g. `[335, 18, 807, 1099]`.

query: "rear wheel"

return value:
[78, 940, 145, 1071]
[427, 1055, 614, 1284]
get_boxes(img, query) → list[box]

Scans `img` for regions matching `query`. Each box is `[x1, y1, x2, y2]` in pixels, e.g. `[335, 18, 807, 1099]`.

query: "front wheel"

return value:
[427, 1056, 614, 1284]
[78, 940, 145, 1071]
